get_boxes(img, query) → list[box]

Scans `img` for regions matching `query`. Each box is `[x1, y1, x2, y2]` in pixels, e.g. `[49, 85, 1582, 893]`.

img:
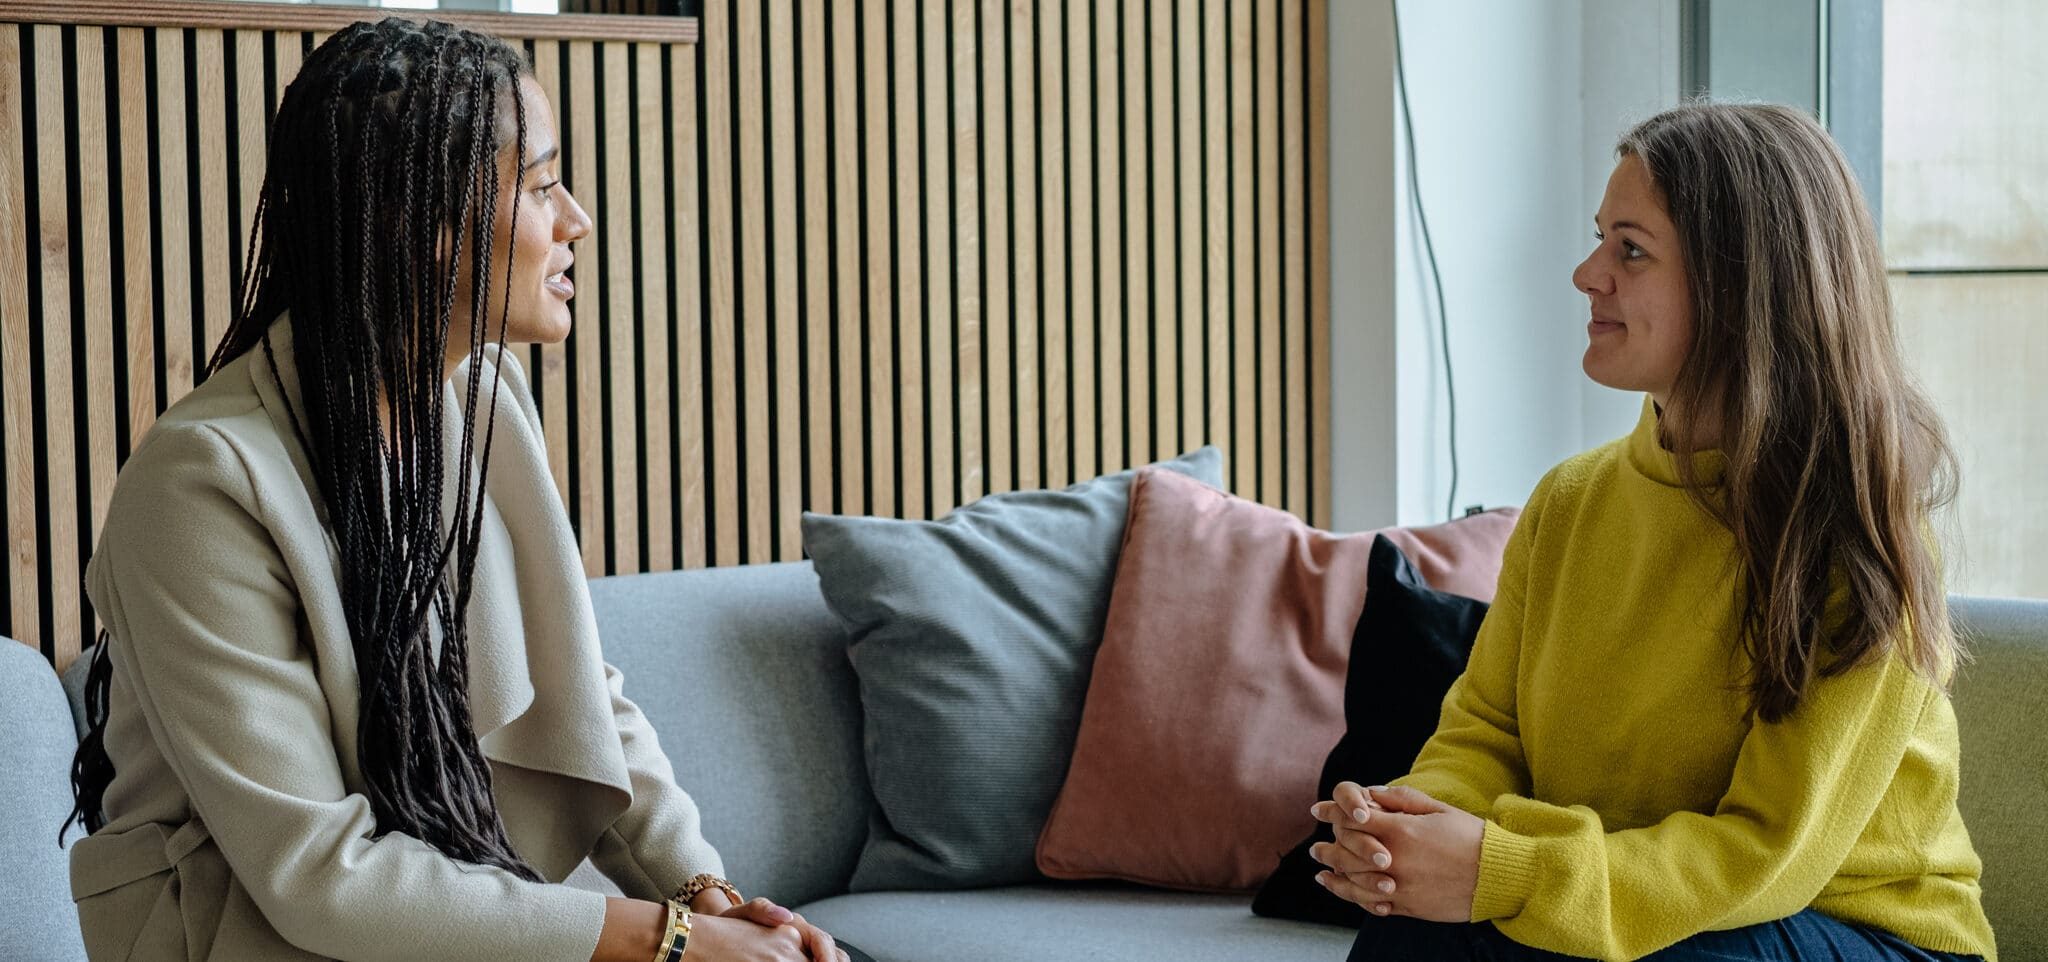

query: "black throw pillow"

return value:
[1249, 534, 1492, 926]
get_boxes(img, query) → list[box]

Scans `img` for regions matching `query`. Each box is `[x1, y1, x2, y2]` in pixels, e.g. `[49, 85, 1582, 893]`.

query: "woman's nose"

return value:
[1572, 254, 1612, 296]
[560, 189, 594, 243]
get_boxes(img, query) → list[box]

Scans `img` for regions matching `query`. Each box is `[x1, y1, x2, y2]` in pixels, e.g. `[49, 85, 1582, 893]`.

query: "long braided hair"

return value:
[68, 18, 542, 881]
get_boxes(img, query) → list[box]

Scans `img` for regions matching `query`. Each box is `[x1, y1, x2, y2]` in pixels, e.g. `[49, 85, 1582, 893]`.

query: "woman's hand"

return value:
[714, 898, 849, 962]
[1309, 782, 1483, 923]
[684, 912, 814, 962]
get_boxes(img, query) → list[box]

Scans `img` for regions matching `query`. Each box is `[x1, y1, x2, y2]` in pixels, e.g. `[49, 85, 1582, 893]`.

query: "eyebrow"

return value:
[1596, 217, 1657, 240]
[522, 146, 559, 173]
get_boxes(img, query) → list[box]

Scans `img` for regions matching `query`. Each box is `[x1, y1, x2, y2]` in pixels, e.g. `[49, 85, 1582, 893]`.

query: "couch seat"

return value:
[796, 882, 1356, 962]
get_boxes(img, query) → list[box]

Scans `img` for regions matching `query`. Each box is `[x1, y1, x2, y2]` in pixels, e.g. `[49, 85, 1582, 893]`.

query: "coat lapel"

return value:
[246, 317, 632, 873]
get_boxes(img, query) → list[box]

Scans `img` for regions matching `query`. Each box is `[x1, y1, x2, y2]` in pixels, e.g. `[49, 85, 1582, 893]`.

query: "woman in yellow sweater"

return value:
[1306, 104, 1995, 961]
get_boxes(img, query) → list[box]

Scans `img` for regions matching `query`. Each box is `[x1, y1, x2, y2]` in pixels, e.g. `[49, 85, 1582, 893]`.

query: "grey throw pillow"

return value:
[801, 448, 1225, 891]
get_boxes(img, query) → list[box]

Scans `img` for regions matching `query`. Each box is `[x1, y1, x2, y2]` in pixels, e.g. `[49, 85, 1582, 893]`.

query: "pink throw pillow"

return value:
[1035, 467, 1518, 892]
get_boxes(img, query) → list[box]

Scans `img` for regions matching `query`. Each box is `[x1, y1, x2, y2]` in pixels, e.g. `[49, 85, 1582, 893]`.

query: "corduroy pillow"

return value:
[802, 448, 1225, 891]
[1035, 468, 1515, 893]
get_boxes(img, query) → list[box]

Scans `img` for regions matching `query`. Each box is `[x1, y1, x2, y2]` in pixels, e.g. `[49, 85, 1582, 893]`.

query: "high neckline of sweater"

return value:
[1625, 396, 1727, 488]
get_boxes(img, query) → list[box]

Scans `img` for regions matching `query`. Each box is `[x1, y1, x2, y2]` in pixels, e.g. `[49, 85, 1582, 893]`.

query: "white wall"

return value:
[1326, 0, 1679, 530]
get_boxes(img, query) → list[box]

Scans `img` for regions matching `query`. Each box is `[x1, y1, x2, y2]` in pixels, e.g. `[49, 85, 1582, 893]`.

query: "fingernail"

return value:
[1373, 903, 1391, 916]
[1378, 880, 1394, 893]
[1314, 872, 1331, 888]
[1373, 852, 1390, 868]
[1368, 785, 1390, 793]
[1352, 808, 1370, 824]
[1309, 804, 1323, 818]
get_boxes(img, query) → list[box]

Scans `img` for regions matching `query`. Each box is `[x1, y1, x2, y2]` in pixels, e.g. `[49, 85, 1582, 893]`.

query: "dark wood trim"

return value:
[0, 0, 698, 43]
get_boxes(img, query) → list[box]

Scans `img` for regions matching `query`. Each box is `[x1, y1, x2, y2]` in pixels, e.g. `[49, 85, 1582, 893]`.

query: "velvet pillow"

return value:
[802, 448, 1225, 891]
[1250, 534, 1495, 925]
[1034, 468, 1515, 892]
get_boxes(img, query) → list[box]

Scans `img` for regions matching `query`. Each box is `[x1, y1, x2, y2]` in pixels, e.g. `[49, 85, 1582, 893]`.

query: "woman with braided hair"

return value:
[64, 18, 860, 962]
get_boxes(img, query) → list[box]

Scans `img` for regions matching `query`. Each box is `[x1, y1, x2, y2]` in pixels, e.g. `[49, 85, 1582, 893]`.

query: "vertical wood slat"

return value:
[1308, 0, 1330, 528]
[1121, 0, 1150, 468]
[1094, 0, 1124, 479]
[1, 25, 37, 650]
[274, 31, 301, 107]
[920, 0, 955, 518]
[671, 39, 707, 570]
[1281, 0, 1307, 518]
[77, 26, 117, 670]
[890, 0, 926, 521]
[155, 30, 193, 408]
[976, 0, 1009, 498]
[1229, 0, 1255, 499]
[1012, 0, 1042, 490]
[797, 1, 834, 518]
[1256, 0, 1281, 509]
[31, 24, 78, 663]
[1204, 0, 1230, 464]
[600, 42, 637, 575]
[1035, 0, 1066, 490]
[1064, 0, 1097, 485]
[117, 28, 155, 452]
[194, 29, 229, 364]
[1151, 0, 1181, 460]
[734, 0, 772, 554]
[234, 28, 263, 304]
[950, 0, 982, 505]
[828, 4, 864, 517]
[703, 2, 741, 565]
[4, 1, 1337, 663]
[925, 0, 954, 517]
[634, 42, 672, 572]
[859, 0, 896, 521]
[767, 0, 802, 557]
[1176, 0, 1201, 464]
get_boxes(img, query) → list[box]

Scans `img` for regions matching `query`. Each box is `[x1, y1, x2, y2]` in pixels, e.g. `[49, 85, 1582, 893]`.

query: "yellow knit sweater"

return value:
[1394, 399, 1996, 962]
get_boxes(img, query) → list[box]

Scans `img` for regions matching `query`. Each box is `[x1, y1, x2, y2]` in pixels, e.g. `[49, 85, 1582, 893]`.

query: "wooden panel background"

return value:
[1, 0, 1332, 669]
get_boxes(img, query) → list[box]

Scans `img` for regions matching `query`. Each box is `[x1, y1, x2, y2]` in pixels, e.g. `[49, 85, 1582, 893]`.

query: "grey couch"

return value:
[7, 562, 2045, 961]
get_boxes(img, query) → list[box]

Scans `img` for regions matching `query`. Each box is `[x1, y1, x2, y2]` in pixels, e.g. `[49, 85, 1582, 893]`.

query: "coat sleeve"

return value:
[1388, 473, 1549, 818]
[88, 423, 609, 962]
[1467, 652, 1936, 962]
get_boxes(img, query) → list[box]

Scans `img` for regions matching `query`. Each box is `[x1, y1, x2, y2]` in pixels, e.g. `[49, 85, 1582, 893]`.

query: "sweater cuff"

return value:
[1470, 820, 1539, 922]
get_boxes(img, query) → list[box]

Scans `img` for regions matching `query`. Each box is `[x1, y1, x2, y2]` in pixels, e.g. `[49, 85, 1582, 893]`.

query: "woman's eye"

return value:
[1622, 240, 1645, 259]
[533, 180, 559, 198]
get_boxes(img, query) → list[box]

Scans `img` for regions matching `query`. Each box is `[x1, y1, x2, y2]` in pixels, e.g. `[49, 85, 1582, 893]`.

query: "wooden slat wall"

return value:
[1, 0, 1331, 670]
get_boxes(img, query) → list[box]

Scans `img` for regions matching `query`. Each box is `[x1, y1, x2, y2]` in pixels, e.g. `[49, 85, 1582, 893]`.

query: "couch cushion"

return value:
[1950, 595, 2048, 960]
[1, 639, 89, 962]
[793, 884, 1354, 962]
[802, 448, 1225, 891]
[1039, 470, 1517, 894]
[586, 562, 869, 908]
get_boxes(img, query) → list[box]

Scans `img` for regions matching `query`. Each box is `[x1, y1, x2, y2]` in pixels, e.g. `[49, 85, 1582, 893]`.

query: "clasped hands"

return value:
[1307, 781, 1485, 923]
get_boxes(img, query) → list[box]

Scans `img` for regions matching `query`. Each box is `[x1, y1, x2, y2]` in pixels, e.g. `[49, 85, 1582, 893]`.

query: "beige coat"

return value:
[73, 318, 723, 962]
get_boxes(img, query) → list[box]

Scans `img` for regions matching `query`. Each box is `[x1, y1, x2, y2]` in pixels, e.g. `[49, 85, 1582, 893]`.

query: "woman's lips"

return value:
[545, 269, 574, 298]
[1588, 317, 1624, 336]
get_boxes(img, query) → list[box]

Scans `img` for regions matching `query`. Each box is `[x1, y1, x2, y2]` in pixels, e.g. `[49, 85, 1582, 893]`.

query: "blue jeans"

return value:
[1346, 909, 1984, 962]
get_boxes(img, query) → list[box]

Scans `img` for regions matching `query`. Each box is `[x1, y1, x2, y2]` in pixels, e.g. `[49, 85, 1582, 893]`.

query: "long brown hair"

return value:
[1621, 103, 1960, 723]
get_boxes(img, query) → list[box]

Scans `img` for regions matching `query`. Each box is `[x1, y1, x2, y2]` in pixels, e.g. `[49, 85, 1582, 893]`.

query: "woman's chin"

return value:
[1581, 351, 1642, 393]
[504, 312, 573, 346]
